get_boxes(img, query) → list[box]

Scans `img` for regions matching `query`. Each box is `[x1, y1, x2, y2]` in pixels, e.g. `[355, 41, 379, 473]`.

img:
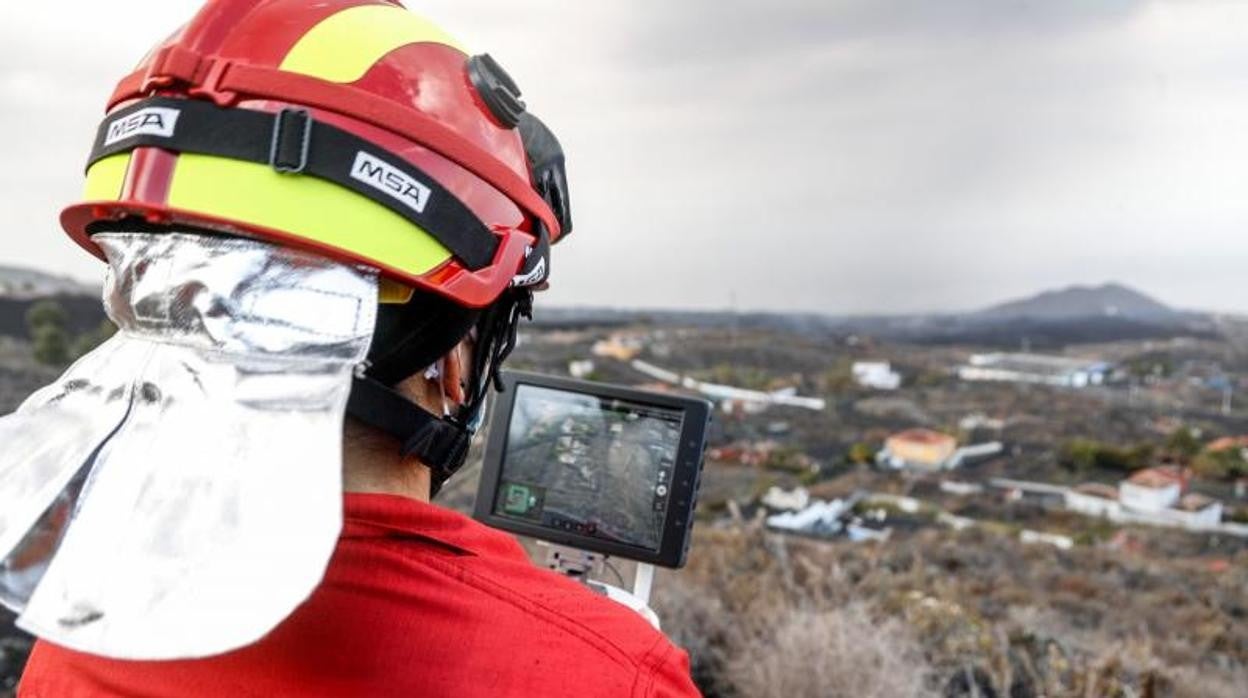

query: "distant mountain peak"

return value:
[978, 282, 1177, 321]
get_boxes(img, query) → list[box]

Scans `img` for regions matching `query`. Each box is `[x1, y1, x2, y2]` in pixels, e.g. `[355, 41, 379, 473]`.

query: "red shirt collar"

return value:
[342, 492, 525, 561]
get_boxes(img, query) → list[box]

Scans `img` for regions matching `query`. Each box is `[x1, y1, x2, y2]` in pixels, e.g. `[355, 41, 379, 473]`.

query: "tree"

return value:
[847, 442, 876, 465]
[26, 300, 71, 367]
[1165, 427, 1201, 459]
[25, 299, 68, 334]
[1192, 449, 1248, 481]
[1060, 438, 1152, 474]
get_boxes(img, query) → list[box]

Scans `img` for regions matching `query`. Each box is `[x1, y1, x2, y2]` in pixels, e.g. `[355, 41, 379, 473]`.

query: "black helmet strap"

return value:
[346, 286, 533, 497]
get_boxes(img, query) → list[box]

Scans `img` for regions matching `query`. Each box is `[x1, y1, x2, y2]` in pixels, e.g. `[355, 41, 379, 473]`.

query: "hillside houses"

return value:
[876, 428, 1004, 471]
[1063, 466, 1224, 530]
[957, 352, 1112, 388]
[852, 361, 902, 390]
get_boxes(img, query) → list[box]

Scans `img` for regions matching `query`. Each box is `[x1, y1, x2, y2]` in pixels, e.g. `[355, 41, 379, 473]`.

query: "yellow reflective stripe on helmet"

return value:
[280, 5, 468, 84]
[83, 153, 130, 201]
[168, 154, 453, 276]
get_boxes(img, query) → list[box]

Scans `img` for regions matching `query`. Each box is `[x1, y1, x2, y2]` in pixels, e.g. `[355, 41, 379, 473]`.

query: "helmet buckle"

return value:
[269, 108, 313, 174]
[187, 57, 239, 107]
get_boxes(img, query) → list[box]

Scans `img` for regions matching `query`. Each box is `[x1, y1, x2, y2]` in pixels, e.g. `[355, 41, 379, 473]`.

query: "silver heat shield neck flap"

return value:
[0, 231, 378, 659]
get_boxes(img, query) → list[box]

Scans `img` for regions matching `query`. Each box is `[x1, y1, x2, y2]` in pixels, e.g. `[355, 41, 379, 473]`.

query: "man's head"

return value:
[0, 0, 571, 660]
[67, 0, 571, 494]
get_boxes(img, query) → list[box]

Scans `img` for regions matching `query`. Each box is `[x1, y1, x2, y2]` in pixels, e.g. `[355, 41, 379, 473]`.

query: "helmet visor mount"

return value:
[0, 230, 378, 659]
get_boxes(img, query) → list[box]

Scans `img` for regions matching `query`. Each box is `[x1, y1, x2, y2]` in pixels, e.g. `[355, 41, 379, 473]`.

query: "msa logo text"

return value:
[350, 151, 432, 214]
[103, 107, 180, 147]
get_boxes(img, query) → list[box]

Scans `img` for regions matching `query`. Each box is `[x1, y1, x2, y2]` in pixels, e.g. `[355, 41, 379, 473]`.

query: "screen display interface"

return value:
[493, 384, 684, 551]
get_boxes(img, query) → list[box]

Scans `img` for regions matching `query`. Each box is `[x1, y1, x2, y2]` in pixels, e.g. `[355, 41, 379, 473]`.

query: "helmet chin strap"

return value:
[346, 375, 474, 498]
[346, 286, 534, 497]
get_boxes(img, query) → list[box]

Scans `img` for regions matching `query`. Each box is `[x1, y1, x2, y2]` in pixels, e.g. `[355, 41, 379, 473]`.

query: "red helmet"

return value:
[65, 0, 572, 492]
[65, 0, 570, 309]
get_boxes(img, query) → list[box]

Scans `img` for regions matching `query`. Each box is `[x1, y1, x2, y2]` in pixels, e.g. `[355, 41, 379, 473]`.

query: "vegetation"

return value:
[1192, 448, 1248, 481]
[1059, 438, 1154, 474]
[1164, 427, 1202, 459]
[847, 441, 876, 465]
[657, 523, 1248, 697]
[25, 300, 69, 367]
[23, 300, 115, 368]
[761, 445, 808, 473]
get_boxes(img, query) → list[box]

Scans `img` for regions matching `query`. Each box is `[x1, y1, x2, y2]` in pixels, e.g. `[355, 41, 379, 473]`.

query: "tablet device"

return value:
[474, 371, 711, 568]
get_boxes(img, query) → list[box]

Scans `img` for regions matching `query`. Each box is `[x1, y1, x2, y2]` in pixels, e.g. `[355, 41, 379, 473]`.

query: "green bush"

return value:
[25, 299, 68, 333]
[1193, 449, 1248, 481]
[847, 441, 876, 465]
[1059, 438, 1152, 473]
[26, 300, 70, 367]
[24, 300, 117, 367]
[1165, 427, 1201, 459]
[31, 324, 69, 367]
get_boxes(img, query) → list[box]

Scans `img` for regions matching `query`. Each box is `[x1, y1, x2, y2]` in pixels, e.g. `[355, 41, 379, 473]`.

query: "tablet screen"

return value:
[492, 383, 684, 552]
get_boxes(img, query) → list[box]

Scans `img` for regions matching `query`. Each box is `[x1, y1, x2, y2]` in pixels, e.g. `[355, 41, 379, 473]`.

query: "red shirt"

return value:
[19, 493, 701, 697]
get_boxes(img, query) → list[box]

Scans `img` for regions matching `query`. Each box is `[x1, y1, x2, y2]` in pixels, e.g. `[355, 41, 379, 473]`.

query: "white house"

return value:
[852, 361, 902, 390]
[761, 486, 811, 512]
[1118, 468, 1183, 512]
[958, 353, 1111, 388]
[1063, 467, 1225, 531]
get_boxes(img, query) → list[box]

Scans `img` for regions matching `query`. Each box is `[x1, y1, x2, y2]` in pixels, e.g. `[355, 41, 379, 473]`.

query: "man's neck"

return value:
[343, 441, 433, 502]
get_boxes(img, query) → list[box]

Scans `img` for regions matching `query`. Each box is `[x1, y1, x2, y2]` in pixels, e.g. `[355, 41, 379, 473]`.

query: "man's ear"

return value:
[442, 343, 465, 405]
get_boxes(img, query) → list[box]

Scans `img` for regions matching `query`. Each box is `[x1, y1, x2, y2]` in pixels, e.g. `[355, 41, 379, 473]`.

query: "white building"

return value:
[1020, 529, 1074, 550]
[761, 486, 811, 512]
[1063, 467, 1224, 531]
[958, 353, 1111, 388]
[852, 361, 902, 390]
[1118, 468, 1182, 512]
[1064, 483, 1120, 517]
[630, 359, 826, 412]
[1172, 494, 1223, 528]
[568, 359, 595, 379]
[766, 499, 850, 535]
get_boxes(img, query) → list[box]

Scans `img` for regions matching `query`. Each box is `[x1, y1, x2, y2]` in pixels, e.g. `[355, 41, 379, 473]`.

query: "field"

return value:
[4, 316, 1248, 696]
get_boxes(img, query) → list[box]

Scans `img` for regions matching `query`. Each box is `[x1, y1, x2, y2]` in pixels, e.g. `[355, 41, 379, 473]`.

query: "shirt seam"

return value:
[631, 632, 675, 698]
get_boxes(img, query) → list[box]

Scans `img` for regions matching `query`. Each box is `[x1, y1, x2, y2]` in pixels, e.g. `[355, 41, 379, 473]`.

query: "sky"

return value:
[1, 0, 1246, 315]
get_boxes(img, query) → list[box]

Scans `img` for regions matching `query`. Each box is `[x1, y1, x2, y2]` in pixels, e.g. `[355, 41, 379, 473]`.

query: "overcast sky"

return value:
[1, 0, 1245, 314]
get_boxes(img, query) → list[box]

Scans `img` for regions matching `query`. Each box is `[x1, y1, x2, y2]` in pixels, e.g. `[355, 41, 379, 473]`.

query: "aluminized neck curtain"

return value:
[0, 232, 378, 659]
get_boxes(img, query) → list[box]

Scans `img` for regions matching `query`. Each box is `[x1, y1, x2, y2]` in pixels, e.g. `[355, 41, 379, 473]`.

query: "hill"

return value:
[0, 265, 104, 339]
[978, 282, 1180, 321]
[534, 283, 1215, 348]
[0, 266, 96, 300]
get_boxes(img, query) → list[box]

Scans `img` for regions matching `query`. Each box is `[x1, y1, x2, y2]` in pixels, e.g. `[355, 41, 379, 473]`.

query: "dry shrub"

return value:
[656, 581, 736, 696]
[658, 522, 1248, 697]
[1163, 665, 1248, 698]
[725, 604, 935, 698]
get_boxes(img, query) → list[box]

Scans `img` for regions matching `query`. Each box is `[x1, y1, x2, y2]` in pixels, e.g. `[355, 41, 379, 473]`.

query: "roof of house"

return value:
[888, 428, 956, 446]
[1125, 466, 1186, 490]
[1206, 436, 1248, 453]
